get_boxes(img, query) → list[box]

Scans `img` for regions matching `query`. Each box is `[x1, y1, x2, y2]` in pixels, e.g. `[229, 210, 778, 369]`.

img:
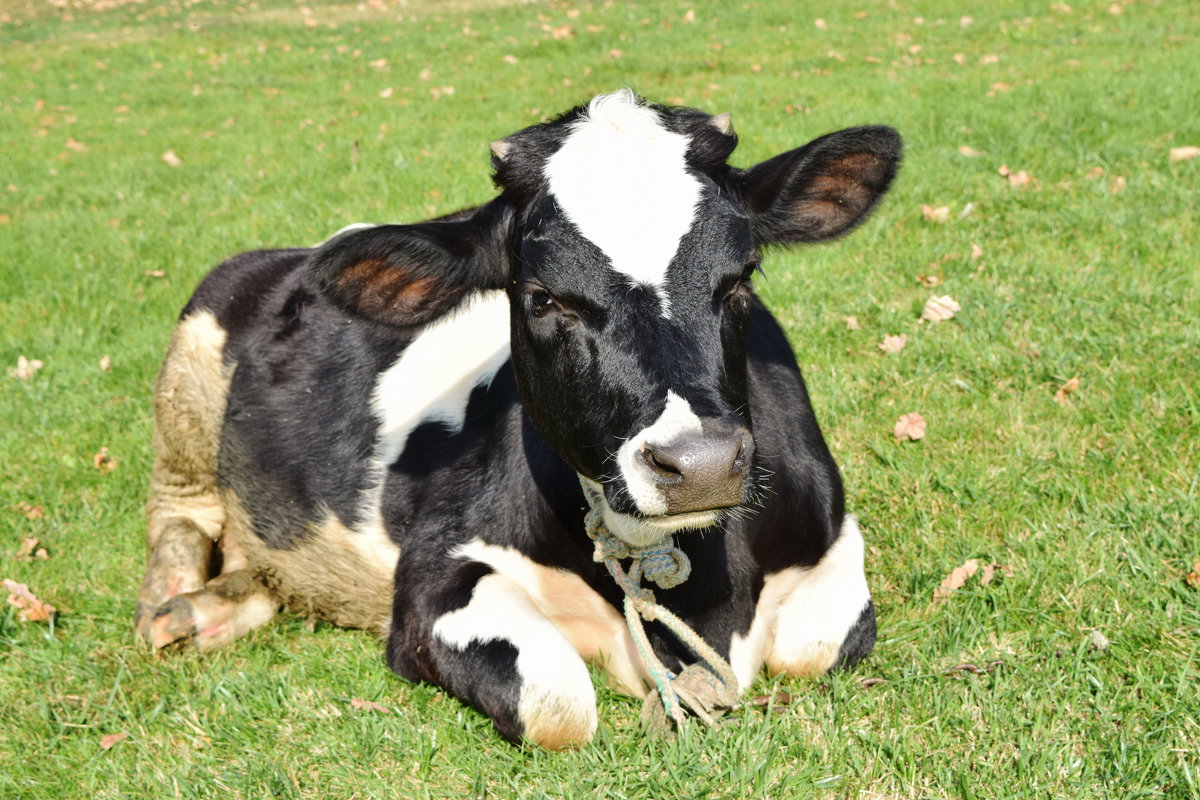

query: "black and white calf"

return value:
[136, 90, 900, 748]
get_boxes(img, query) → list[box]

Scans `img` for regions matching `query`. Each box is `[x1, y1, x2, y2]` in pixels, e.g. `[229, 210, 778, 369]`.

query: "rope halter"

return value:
[579, 479, 740, 729]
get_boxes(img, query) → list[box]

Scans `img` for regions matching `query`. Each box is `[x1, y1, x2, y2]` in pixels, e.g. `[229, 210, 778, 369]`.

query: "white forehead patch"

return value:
[544, 89, 701, 318]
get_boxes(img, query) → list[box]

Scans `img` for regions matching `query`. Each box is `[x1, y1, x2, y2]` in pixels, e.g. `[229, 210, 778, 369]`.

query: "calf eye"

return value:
[525, 285, 557, 318]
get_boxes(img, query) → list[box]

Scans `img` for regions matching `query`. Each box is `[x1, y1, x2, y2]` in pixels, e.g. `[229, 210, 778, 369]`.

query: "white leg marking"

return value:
[544, 89, 701, 317]
[763, 515, 872, 677]
[450, 540, 648, 697]
[432, 570, 599, 747]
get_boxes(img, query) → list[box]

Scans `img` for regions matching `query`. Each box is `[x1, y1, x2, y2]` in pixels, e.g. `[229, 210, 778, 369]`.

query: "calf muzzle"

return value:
[639, 423, 753, 515]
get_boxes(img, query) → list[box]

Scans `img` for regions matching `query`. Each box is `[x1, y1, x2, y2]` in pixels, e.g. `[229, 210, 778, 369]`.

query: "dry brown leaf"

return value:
[350, 698, 390, 713]
[1085, 166, 1104, 180]
[843, 315, 860, 331]
[879, 334, 907, 354]
[378, 87, 394, 99]
[921, 204, 949, 223]
[814, 18, 828, 30]
[100, 732, 129, 750]
[979, 53, 999, 65]
[998, 165, 1033, 186]
[934, 559, 979, 600]
[16, 537, 49, 561]
[921, 295, 960, 323]
[65, 137, 89, 152]
[893, 412, 926, 441]
[99, 354, 112, 373]
[608, 49, 622, 59]
[1169, 146, 1200, 163]
[970, 242, 984, 260]
[4, 579, 57, 622]
[958, 145, 983, 157]
[143, 269, 166, 278]
[8, 355, 44, 380]
[15, 502, 45, 520]
[1054, 376, 1080, 406]
[161, 150, 182, 167]
[1184, 563, 1200, 589]
[1109, 175, 1127, 193]
[93, 447, 118, 472]
[917, 272, 942, 287]
[502, 54, 518, 64]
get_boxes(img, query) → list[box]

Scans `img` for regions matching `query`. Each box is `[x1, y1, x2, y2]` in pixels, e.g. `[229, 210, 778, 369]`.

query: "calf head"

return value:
[311, 90, 900, 546]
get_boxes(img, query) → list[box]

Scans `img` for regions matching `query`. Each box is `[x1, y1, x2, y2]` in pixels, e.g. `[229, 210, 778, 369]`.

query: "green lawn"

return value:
[2, 0, 1197, 797]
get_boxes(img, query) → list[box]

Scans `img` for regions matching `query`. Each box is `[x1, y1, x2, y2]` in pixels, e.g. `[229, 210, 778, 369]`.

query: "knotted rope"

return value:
[579, 480, 740, 729]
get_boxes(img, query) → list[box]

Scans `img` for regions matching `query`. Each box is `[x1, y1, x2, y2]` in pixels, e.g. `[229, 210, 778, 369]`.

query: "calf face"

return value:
[311, 90, 899, 547]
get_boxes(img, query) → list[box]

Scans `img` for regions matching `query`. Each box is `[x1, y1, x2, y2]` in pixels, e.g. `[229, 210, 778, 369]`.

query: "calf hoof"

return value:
[146, 596, 198, 649]
[134, 570, 278, 651]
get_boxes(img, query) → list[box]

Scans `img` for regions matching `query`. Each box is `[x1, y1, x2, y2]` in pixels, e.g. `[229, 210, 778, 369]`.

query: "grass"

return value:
[1, 0, 1198, 797]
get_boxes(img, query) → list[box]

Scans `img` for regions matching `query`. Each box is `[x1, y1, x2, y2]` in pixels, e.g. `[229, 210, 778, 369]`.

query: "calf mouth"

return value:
[580, 476, 743, 548]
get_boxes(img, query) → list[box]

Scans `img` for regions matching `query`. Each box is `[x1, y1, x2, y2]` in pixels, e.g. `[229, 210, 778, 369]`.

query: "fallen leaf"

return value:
[15, 502, 45, 520]
[843, 315, 860, 331]
[921, 204, 950, 223]
[979, 53, 999, 65]
[958, 145, 983, 157]
[349, 698, 390, 713]
[99, 354, 112, 373]
[8, 355, 44, 380]
[893, 412, 926, 441]
[879, 333, 907, 354]
[1186, 563, 1200, 589]
[943, 661, 1003, 675]
[378, 87, 394, 99]
[814, 18, 828, 30]
[608, 49, 622, 59]
[749, 691, 793, 706]
[161, 150, 182, 167]
[1054, 376, 1080, 406]
[100, 732, 129, 750]
[15, 537, 49, 561]
[65, 137, 88, 152]
[917, 272, 942, 287]
[1085, 166, 1104, 180]
[143, 269, 166, 278]
[921, 295, 961, 323]
[93, 447, 118, 472]
[369, 58, 387, 69]
[3, 579, 57, 622]
[1109, 175, 1127, 193]
[682, 9, 696, 23]
[502, 54, 518, 64]
[1089, 630, 1109, 652]
[978, 563, 1013, 587]
[970, 242, 984, 260]
[1169, 146, 1200, 163]
[934, 559, 978, 600]
[998, 165, 1033, 186]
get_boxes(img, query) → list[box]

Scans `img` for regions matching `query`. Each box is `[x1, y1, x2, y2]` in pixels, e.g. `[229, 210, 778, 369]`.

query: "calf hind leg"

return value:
[136, 309, 277, 649]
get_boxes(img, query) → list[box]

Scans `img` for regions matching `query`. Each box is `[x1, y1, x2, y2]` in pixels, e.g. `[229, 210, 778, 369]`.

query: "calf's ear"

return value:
[733, 126, 901, 246]
[308, 201, 511, 328]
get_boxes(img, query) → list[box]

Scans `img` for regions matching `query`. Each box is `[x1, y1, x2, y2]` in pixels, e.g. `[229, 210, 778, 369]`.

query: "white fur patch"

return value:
[451, 540, 647, 696]
[751, 515, 871, 678]
[432, 563, 598, 746]
[372, 289, 511, 464]
[544, 89, 700, 317]
[617, 390, 703, 518]
[315, 222, 377, 246]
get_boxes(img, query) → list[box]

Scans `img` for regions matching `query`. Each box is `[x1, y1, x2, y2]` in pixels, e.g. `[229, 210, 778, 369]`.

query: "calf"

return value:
[135, 90, 900, 748]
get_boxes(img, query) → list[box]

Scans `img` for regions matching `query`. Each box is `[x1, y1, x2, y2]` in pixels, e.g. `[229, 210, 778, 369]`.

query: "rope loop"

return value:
[578, 477, 739, 730]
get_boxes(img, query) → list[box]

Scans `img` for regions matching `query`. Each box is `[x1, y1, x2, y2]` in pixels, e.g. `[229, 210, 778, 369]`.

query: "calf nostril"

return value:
[640, 445, 683, 482]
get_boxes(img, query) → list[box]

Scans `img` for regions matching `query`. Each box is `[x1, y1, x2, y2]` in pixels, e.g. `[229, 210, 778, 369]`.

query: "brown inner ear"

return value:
[333, 258, 442, 321]
[791, 152, 885, 239]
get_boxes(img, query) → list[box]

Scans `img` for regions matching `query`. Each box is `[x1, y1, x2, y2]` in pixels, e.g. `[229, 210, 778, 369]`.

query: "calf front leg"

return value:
[388, 564, 598, 749]
[766, 515, 876, 677]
